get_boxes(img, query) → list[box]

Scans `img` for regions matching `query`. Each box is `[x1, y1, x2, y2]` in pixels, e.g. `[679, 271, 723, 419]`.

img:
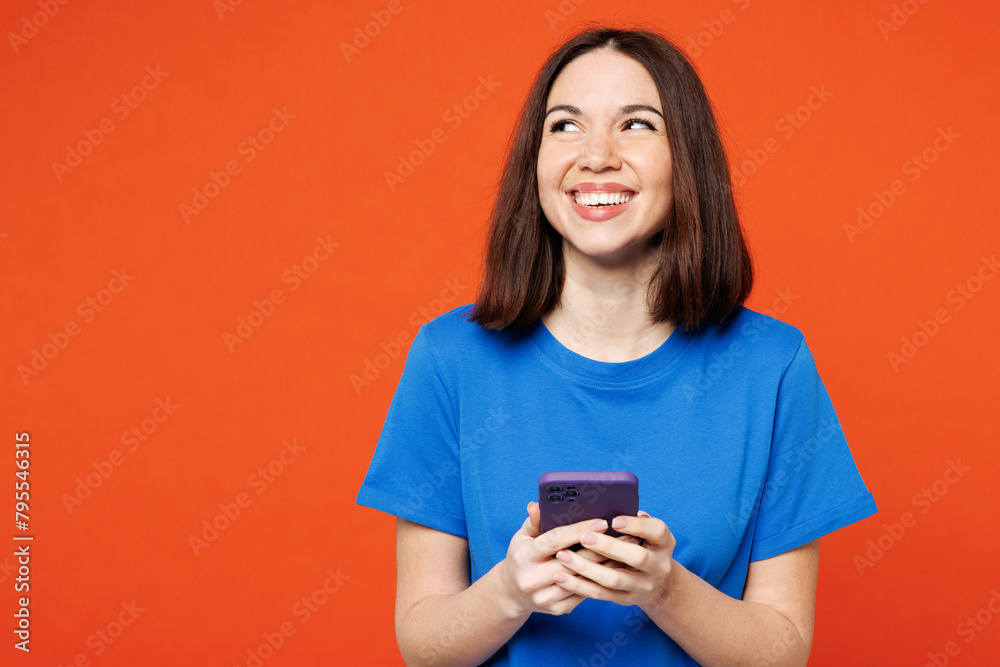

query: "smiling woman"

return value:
[357, 25, 877, 667]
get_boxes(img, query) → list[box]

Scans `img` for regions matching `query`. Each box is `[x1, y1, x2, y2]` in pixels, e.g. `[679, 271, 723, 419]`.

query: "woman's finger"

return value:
[609, 514, 673, 550]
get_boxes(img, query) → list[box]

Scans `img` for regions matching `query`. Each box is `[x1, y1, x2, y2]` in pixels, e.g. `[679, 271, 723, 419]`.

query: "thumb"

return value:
[521, 501, 541, 537]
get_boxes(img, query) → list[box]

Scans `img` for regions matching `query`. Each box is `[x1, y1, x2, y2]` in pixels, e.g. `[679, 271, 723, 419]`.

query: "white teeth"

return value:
[573, 191, 634, 206]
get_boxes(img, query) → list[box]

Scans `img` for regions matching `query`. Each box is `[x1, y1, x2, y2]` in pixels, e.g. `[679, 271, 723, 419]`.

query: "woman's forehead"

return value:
[547, 51, 661, 113]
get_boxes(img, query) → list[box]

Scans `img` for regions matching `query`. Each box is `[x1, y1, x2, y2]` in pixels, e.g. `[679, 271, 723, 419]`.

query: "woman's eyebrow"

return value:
[543, 103, 664, 119]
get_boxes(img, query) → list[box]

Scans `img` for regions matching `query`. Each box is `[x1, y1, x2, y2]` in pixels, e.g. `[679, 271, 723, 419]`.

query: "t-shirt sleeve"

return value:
[750, 336, 877, 561]
[355, 325, 467, 537]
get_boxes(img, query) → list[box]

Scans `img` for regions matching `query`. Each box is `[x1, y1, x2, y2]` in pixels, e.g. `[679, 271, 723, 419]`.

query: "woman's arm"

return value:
[395, 506, 617, 666]
[394, 518, 527, 666]
[646, 541, 818, 666]
[551, 512, 819, 667]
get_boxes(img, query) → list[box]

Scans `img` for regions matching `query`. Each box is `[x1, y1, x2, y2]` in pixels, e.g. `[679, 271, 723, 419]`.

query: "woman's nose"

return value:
[577, 130, 621, 171]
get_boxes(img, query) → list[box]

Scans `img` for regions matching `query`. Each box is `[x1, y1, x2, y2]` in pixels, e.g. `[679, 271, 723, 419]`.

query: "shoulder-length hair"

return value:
[466, 26, 753, 334]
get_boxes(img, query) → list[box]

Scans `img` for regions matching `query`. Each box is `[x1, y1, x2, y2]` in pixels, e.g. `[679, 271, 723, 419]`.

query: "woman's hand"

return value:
[499, 502, 633, 617]
[548, 510, 679, 612]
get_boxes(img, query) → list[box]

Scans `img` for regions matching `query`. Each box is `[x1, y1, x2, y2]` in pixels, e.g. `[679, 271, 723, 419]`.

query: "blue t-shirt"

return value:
[356, 302, 877, 665]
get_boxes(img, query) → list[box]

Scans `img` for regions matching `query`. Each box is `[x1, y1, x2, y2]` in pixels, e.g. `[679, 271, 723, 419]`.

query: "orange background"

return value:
[2, 0, 998, 665]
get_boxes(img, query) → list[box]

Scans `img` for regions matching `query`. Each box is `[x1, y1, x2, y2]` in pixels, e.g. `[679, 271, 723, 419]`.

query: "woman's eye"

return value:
[623, 118, 655, 130]
[549, 120, 581, 133]
[548, 118, 655, 133]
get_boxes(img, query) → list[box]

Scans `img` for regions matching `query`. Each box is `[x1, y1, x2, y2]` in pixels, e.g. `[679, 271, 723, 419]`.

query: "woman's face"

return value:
[537, 49, 673, 268]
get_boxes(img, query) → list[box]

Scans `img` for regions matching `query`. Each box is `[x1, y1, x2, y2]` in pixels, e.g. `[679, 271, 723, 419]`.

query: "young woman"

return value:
[357, 26, 877, 666]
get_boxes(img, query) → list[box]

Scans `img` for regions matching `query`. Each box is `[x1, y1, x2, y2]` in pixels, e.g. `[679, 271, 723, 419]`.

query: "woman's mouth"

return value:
[573, 191, 635, 207]
[566, 190, 637, 221]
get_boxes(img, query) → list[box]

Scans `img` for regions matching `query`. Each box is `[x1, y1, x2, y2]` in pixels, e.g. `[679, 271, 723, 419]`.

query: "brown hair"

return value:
[466, 25, 754, 334]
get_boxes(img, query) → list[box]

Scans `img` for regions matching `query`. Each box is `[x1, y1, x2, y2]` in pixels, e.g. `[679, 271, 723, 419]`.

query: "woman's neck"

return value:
[541, 244, 674, 362]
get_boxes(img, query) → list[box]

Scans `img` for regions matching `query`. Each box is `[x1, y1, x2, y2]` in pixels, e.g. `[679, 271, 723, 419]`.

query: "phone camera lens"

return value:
[547, 494, 563, 502]
[564, 489, 578, 497]
[546, 485, 563, 493]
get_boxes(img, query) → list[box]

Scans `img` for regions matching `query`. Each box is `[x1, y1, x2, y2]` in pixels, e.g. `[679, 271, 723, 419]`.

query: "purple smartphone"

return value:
[538, 471, 639, 542]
